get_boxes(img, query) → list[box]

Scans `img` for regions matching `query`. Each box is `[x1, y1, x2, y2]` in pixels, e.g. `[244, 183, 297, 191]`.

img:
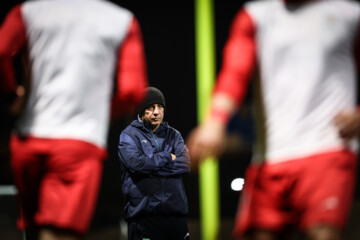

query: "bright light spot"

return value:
[231, 178, 245, 191]
[0, 185, 18, 195]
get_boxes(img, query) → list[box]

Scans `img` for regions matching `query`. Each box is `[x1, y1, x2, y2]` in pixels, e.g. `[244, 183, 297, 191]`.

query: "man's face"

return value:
[141, 103, 164, 132]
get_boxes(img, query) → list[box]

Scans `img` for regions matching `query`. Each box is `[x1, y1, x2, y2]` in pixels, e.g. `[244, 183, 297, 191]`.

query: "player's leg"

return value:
[295, 150, 357, 240]
[232, 163, 295, 240]
[34, 139, 105, 240]
[10, 135, 45, 239]
[306, 225, 341, 240]
[39, 226, 82, 240]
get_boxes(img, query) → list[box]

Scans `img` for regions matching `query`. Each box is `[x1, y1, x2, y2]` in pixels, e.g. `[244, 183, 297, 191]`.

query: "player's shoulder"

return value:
[242, 0, 279, 25]
[332, 0, 360, 8]
[93, 0, 134, 18]
[244, 0, 279, 12]
[329, 0, 360, 12]
[23, 0, 133, 19]
[328, 0, 360, 24]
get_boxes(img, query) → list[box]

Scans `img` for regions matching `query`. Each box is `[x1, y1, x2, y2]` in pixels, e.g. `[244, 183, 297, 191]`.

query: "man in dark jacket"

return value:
[118, 87, 191, 240]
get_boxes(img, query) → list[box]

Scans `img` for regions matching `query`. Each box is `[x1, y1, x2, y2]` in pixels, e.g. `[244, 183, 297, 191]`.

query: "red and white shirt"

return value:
[0, 0, 147, 149]
[215, 0, 360, 163]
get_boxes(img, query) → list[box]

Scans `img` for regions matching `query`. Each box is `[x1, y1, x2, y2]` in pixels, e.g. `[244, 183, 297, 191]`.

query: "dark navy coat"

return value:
[118, 120, 190, 220]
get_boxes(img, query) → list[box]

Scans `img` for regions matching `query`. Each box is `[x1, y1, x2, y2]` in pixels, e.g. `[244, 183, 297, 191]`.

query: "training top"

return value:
[0, 0, 147, 148]
[215, 0, 360, 163]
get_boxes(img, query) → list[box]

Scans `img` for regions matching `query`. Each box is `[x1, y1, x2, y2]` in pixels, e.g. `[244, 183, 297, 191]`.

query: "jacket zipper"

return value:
[152, 131, 160, 151]
[152, 132, 165, 211]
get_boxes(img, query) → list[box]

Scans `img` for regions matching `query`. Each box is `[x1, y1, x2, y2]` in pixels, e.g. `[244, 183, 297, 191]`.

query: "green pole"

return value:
[194, 0, 220, 240]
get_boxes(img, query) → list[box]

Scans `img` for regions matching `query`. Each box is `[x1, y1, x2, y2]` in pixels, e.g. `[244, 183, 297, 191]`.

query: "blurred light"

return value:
[0, 185, 17, 195]
[231, 178, 245, 191]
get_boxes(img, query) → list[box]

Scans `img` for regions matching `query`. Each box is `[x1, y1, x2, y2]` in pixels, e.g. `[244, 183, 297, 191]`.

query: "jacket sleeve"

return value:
[214, 9, 256, 107]
[157, 131, 191, 176]
[0, 4, 26, 98]
[111, 16, 148, 119]
[118, 132, 173, 174]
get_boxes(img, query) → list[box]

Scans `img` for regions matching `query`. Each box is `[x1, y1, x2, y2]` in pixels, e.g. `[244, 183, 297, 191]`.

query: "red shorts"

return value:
[10, 135, 106, 234]
[233, 150, 357, 238]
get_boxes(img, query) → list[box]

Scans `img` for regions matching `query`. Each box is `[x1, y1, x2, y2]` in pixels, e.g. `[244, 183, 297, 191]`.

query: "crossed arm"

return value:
[118, 132, 190, 177]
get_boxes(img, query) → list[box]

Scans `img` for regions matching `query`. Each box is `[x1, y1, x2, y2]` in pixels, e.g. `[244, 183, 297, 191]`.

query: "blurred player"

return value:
[0, 0, 148, 239]
[188, 0, 360, 239]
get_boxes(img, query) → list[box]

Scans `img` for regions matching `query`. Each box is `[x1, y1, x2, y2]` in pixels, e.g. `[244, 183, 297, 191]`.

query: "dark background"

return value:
[1, 0, 360, 239]
[0, 0, 250, 238]
[91, 0, 252, 231]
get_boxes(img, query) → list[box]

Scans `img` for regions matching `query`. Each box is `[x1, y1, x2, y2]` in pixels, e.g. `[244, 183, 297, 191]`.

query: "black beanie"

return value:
[138, 87, 166, 116]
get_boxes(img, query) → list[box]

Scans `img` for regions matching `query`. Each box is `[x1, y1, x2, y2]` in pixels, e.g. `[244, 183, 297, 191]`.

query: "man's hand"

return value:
[187, 118, 226, 164]
[171, 153, 176, 161]
[333, 110, 360, 140]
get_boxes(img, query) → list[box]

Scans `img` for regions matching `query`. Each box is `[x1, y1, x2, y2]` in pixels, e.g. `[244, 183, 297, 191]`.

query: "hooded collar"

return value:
[130, 119, 169, 135]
